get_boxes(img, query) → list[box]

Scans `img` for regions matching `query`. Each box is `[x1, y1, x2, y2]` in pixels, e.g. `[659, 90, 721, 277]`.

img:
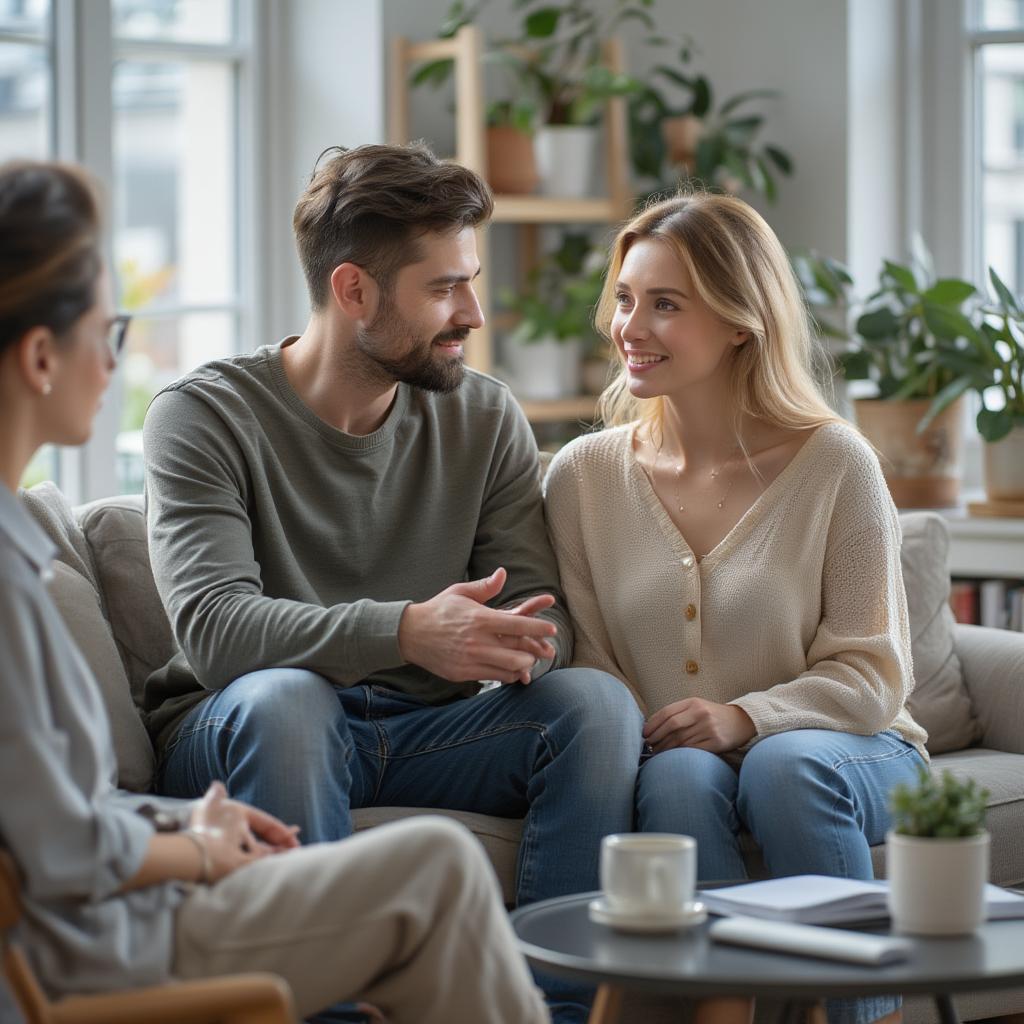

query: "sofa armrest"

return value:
[954, 623, 1024, 755]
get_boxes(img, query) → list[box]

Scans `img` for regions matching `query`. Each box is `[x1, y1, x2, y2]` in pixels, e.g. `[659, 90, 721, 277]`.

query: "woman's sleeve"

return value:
[543, 450, 647, 713]
[0, 579, 154, 902]
[731, 444, 913, 738]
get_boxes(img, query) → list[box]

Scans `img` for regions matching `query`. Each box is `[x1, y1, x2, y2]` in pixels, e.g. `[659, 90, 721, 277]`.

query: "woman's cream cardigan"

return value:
[543, 420, 928, 758]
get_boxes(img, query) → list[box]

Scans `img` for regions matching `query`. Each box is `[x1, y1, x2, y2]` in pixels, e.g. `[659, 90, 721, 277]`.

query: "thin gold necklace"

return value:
[641, 435, 740, 514]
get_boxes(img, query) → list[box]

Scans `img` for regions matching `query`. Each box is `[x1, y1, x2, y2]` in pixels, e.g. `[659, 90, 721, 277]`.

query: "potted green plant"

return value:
[835, 242, 980, 508]
[926, 268, 1024, 506]
[887, 767, 990, 935]
[502, 0, 647, 197]
[413, 0, 648, 198]
[499, 231, 608, 399]
[629, 37, 793, 203]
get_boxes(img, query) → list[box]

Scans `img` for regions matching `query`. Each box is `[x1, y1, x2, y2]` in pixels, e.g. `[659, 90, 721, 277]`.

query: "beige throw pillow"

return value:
[899, 512, 982, 754]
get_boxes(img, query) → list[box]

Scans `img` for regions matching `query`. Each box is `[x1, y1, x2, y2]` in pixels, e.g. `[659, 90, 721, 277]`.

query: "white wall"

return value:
[265, 0, 387, 337]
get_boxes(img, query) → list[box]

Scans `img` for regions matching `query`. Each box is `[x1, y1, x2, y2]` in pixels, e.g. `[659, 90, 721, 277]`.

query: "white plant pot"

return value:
[503, 335, 582, 400]
[984, 424, 1024, 501]
[534, 125, 600, 198]
[886, 830, 989, 936]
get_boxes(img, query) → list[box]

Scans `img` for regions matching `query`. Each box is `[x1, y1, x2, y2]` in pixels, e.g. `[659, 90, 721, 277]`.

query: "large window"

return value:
[112, 0, 247, 492]
[970, 1, 1024, 291]
[5, 0, 261, 499]
[1, 0, 54, 489]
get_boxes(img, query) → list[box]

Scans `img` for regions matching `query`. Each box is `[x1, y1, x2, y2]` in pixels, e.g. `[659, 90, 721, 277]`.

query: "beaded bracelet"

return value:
[181, 829, 212, 884]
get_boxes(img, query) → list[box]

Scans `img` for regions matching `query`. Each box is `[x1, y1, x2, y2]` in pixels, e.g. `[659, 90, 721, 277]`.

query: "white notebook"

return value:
[702, 875, 1024, 926]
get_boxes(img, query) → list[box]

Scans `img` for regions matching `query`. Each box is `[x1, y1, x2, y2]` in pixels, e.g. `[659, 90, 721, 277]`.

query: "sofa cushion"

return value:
[46, 561, 156, 792]
[76, 496, 176, 708]
[20, 484, 155, 791]
[899, 512, 982, 754]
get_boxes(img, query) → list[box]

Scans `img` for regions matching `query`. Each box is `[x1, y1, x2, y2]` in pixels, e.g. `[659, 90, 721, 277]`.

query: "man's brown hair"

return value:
[293, 142, 494, 309]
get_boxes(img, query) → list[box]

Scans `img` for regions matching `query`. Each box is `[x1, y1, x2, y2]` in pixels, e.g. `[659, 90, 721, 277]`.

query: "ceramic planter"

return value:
[853, 397, 966, 508]
[984, 423, 1024, 501]
[886, 830, 989, 935]
[485, 125, 538, 195]
[503, 335, 582, 400]
[661, 114, 704, 169]
[534, 125, 600, 198]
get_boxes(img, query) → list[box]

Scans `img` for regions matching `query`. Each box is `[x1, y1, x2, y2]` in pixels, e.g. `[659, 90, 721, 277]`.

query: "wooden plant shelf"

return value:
[519, 396, 599, 423]
[491, 196, 623, 224]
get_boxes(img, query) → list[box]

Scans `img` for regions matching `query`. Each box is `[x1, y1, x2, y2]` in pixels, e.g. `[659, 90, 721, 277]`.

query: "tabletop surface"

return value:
[510, 893, 1024, 999]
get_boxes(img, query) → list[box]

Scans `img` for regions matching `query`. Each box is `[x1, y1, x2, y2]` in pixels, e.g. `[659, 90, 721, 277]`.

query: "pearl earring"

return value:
[42, 382, 52, 395]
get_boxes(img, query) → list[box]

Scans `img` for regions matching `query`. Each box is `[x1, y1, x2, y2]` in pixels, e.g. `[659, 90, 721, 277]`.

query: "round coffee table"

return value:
[510, 892, 1024, 1024]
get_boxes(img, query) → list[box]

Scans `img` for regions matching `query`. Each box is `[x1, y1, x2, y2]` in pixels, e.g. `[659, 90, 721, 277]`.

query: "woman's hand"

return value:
[644, 698, 756, 755]
[187, 782, 300, 882]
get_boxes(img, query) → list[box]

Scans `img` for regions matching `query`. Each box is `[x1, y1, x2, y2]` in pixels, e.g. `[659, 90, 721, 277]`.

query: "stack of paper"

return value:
[702, 875, 1024, 926]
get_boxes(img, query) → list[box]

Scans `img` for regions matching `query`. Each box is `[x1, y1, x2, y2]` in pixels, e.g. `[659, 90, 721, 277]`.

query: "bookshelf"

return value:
[941, 502, 1024, 631]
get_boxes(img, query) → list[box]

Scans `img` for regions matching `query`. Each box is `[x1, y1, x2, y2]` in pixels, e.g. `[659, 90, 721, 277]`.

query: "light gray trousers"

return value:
[173, 817, 549, 1024]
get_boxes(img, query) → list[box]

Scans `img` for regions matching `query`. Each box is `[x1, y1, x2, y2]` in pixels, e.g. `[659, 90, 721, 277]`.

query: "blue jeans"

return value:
[159, 667, 645, 1024]
[636, 728, 926, 1024]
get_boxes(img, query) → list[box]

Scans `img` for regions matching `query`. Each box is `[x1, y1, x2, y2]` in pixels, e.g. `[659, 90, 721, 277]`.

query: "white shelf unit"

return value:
[941, 512, 1024, 579]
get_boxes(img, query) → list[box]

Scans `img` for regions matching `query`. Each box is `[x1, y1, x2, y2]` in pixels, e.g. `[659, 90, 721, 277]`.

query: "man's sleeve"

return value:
[468, 392, 573, 676]
[144, 387, 410, 690]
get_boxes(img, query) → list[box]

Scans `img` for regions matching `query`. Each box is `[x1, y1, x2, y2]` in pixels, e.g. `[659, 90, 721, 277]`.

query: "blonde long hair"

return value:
[597, 191, 841, 445]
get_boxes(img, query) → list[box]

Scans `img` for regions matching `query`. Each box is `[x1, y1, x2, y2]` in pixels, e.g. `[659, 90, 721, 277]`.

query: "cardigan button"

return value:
[685, 603, 697, 620]
[685, 660, 699, 674]
[681, 554, 695, 568]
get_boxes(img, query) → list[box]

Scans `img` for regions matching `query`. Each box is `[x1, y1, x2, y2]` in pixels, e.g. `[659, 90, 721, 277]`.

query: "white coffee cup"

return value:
[600, 833, 697, 917]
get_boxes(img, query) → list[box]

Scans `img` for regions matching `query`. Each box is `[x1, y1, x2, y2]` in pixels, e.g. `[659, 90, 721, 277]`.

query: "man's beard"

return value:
[355, 291, 467, 394]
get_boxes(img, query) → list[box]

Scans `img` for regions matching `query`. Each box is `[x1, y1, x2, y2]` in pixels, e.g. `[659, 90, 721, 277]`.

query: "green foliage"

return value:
[628, 38, 793, 204]
[825, 240, 1024, 442]
[791, 250, 854, 341]
[411, 0, 651, 128]
[890, 766, 989, 839]
[499, 231, 607, 348]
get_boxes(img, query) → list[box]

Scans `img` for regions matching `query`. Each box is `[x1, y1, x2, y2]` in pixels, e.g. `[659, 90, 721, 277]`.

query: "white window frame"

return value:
[45, 0, 268, 502]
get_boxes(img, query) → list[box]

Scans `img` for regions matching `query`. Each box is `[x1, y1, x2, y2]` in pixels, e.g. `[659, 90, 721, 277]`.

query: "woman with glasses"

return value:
[0, 159, 548, 1024]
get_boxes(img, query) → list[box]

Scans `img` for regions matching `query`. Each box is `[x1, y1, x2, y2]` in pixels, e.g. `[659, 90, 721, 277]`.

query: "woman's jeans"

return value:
[637, 728, 926, 1024]
[160, 666, 645, 1024]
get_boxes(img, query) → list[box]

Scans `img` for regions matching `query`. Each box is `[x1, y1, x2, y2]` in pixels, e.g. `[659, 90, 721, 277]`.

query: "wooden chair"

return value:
[0, 851, 295, 1023]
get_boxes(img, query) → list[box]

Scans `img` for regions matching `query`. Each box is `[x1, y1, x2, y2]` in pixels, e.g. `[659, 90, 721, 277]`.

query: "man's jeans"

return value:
[159, 666, 645, 1023]
[636, 728, 926, 1024]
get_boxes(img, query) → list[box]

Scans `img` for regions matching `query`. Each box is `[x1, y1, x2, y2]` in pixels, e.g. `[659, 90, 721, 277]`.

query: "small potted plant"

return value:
[887, 767, 990, 935]
[498, 231, 608, 400]
[414, 0, 648, 198]
[484, 97, 540, 195]
[508, 1, 646, 198]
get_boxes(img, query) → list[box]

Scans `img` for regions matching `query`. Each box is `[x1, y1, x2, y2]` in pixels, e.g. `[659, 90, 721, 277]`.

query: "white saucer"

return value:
[588, 897, 707, 934]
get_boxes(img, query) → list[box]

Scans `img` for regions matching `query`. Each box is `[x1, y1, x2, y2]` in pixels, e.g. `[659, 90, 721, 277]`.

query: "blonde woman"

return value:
[544, 193, 928, 1024]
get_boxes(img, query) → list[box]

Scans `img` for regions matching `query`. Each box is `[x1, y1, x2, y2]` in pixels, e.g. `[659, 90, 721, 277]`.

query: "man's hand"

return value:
[644, 698, 756, 755]
[398, 567, 558, 684]
[187, 782, 300, 882]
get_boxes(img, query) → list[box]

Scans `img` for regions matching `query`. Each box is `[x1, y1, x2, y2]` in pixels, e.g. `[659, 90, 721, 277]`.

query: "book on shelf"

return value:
[949, 578, 1024, 631]
[701, 874, 1024, 926]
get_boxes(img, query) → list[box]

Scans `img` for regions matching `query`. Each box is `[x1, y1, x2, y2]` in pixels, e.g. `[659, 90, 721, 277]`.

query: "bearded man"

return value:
[143, 143, 643, 1024]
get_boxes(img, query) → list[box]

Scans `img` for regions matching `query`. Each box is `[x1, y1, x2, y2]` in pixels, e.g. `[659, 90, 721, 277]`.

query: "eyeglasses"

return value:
[106, 314, 131, 360]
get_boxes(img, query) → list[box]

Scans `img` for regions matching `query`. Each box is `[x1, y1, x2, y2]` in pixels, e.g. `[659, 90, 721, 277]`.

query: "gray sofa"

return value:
[21, 483, 1024, 1024]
